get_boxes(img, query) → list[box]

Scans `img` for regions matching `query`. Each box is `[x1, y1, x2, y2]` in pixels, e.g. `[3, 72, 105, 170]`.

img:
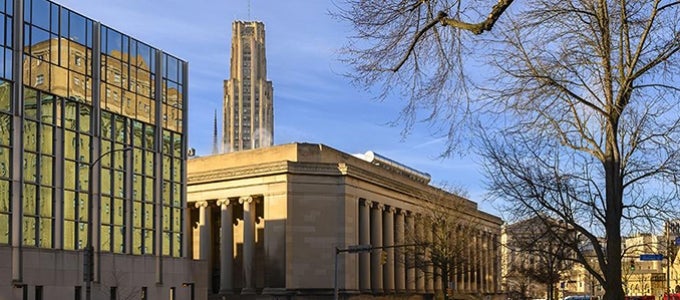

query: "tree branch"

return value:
[440, 0, 515, 34]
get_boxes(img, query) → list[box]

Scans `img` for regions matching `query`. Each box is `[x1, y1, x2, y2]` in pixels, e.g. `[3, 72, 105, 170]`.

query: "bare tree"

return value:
[404, 185, 490, 299]
[335, 1, 680, 299]
[505, 217, 576, 300]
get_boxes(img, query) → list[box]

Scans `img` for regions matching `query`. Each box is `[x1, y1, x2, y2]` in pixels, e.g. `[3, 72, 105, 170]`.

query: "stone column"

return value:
[435, 266, 443, 294]
[359, 199, 372, 292]
[240, 196, 256, 294]
[493, 234, 499, 293]
[464, 226, 471, 292]
[455, 226, 462, 293]
[394, 210, 406, 292]
[195, 201, 211, 260]
[371, 203, 384, 293]
[415, 215, 425, 293]
[483, 232, 490, 293]
[471, 232, 478, 292]
[383, 206, 395, 292]
[406, 213, 416, 292]
[425, 223, 434, 293]
[217, 199, 234, 294]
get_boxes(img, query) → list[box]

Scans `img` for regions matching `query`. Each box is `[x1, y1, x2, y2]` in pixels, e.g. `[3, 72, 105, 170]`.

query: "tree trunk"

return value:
[603, 121, 625, 300]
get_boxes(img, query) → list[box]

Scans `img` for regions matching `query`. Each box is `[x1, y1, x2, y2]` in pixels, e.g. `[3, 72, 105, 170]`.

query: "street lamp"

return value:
[84, 146, 132, 300]
[334, 245, 372, 300]
[182, 282, 195, 300]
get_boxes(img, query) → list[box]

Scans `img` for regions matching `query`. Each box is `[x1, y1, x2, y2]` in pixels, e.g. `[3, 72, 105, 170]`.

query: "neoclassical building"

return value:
[187, 143, 503, 299]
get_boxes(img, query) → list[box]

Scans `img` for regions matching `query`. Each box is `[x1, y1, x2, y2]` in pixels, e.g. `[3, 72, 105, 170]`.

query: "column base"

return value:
[241, 288, 257, 295]
[219, 289, 234, 295]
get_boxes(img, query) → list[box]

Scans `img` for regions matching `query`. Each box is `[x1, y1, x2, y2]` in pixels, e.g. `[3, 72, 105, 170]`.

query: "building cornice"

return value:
[187, 157, 503, 225]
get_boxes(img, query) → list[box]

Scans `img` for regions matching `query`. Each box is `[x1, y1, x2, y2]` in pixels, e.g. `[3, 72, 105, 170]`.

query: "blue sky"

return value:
[55, 0, 498, 217]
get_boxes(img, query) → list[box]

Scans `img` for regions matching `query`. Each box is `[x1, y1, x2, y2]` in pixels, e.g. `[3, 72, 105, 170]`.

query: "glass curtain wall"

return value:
[0, 0, 13, 245]
[9, 0, 186, 258]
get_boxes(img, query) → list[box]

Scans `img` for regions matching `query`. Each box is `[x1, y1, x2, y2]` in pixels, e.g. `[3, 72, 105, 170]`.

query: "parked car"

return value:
[564, 296, 596, 300]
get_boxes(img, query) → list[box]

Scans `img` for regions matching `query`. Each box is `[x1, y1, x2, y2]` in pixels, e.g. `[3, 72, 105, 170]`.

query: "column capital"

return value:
[239, 196, 253, 204]
[217, 198, 231, 207]
[195, 200, 209, 208]
[373, 203, 385, 210]
[385, 206, 397, 214]
[398, 209, 409, 216]
[361, 199, 373, 207]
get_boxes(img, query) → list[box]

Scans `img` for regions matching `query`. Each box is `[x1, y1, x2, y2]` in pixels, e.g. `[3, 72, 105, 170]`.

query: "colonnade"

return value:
[194, 196, 258, 294]
[358, 199, 499, 295]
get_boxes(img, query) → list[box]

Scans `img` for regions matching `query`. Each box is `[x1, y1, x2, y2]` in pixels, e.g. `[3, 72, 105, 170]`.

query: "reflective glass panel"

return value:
[63, 190, 75, 219]
[63, 220, 74, 250]
[23, 87, 37, 119]
[132, 228, 141, 255]
[22, 183, 36, 215]
[79, 105, 90, 133]
[0, 147, 8, 178]
[162, 231, 170, 256]
[63, 160, 75, 189]
[22, 216, 36, 246]
[23, 120, 37, 151]
[113, 198, 123, 226]
[172, 183, 181, 207]
[68, 12, 86, 47]
[143, 203, 153, 227]
[0, 114, 9, 146]
[23, 151, 36, 182]
[39, 186, 51, 217]
[39, 124, 52, 154]
[0, 179, 9, 212]
[38, 217, 51, 248]
[30, 0, 50, 30]
[0, 80, 10, 112]
[144, 152, 153, 176]
[101, 197, 110, 223]
[143, 229, 152, 254]
[78, 193, 87, 221]
[39, 94, 54, 124]
[113, 225, 124, 253]
[100, 225, 110, 252]
[162, 206, 169, 230]
[100, 168, 111, 195]
[132, 201, 141, 227]
[78, 222, 87, 249]
[144, 177, 153, 201]
[39, 155, 51, 185]
[0, 213, 8, 244]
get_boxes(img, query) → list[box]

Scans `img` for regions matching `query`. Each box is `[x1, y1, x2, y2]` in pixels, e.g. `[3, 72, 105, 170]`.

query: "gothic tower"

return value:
[223, 21, 273, 152]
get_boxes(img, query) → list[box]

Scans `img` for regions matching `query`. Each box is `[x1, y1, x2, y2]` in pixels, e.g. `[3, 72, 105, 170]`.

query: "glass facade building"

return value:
[0, 0, 200, 299]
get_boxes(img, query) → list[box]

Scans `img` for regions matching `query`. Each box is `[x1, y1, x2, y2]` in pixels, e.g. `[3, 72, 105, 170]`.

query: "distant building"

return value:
[187, 143, 503, 299]
[501, 216, 578, 300]
[620, 233, 664, 297]
[223, 21, 274, 153]
[0, 0, 202, 299]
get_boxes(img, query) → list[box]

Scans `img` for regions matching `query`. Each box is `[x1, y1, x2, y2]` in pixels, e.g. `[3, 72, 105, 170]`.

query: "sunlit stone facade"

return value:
[222, 21, 274, 153]
[0, 0, 204, 299]
[187, 143, 504, 299]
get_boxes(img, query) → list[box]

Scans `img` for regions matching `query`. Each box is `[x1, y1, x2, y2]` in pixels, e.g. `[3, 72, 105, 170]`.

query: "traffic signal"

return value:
[630, 261, 635, 271]
[380, 250, 388, 265]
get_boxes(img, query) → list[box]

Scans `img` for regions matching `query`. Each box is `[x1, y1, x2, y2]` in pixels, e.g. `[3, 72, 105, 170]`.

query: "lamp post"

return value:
[182, 282, 195, 300]
[334, 245, 372, 300]
[84, 146, 132, 300]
